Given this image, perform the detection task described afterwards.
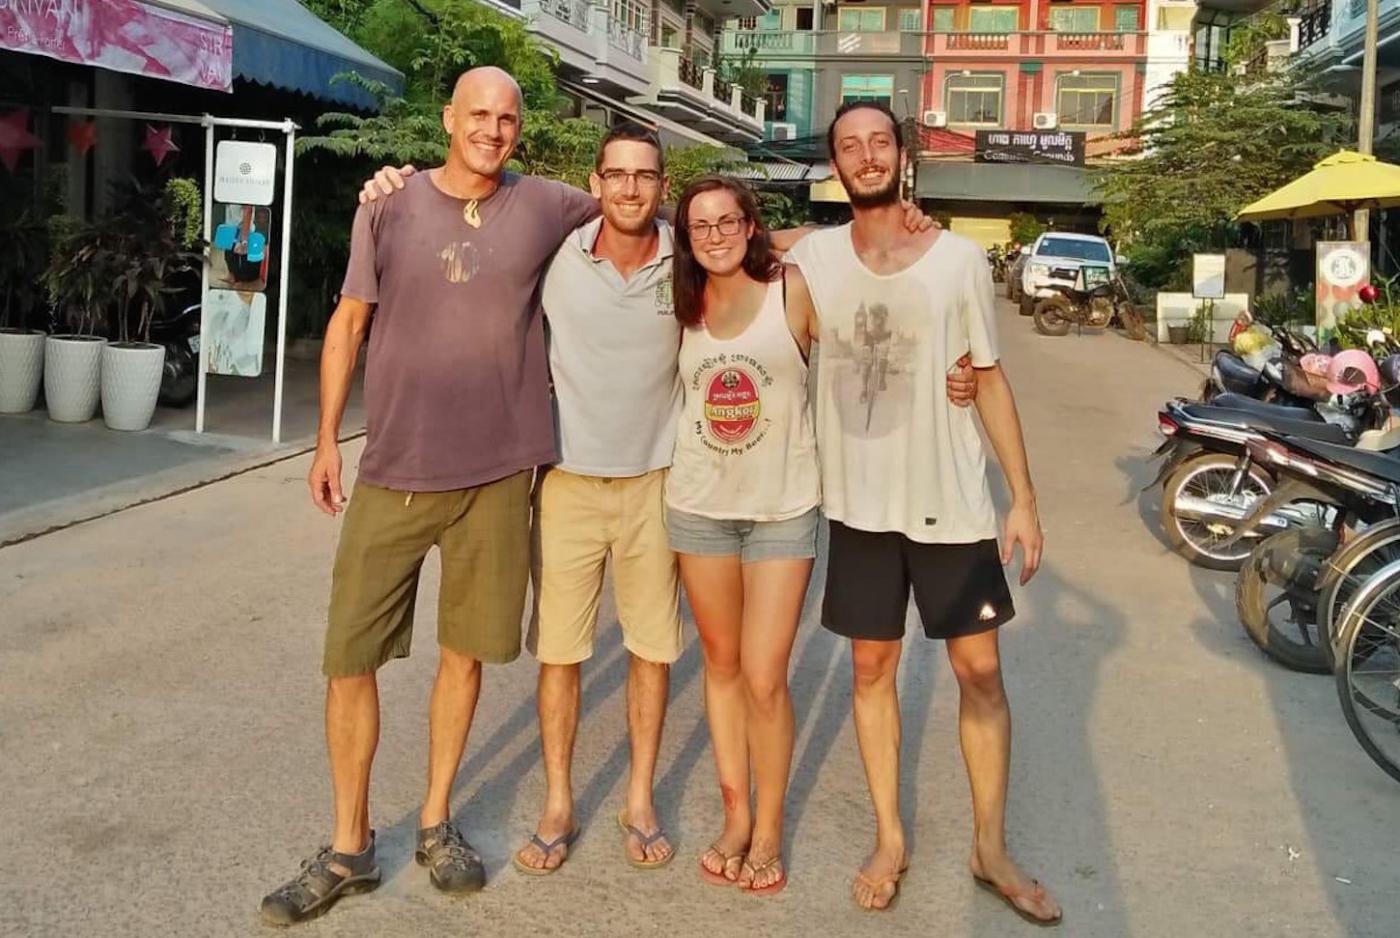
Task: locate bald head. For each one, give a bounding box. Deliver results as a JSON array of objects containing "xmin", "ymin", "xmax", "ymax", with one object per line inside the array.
[
  {"xmin": 453, "ymin": 67, "xmax": 523, "ymax": 111},
  {"xmin": 443, "ymin": 67, "xmax": 524, "ymax": 181}
]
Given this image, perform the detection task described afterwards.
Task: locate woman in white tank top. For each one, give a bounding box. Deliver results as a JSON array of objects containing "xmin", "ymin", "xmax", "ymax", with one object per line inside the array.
[{"xmin": 665, "ymin": 177, "xmax": 821, "ymax": 896}]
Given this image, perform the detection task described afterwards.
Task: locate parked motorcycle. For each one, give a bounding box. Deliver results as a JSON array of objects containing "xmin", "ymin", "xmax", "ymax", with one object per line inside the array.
[
  {"xmin": 151, "ymin": 303, "xmax": 201, "ymax": 408},
  {"xmin": 1201, "ymin": 322, "xmax": 1320, "ymax": 407},
  {"xmin": 1031, "ymin": 266, "xmax": 1146, "ymax": 340},
  {"xmin": 1328, "ymin": 554, "xmax": 1400, "ymax": 784}
]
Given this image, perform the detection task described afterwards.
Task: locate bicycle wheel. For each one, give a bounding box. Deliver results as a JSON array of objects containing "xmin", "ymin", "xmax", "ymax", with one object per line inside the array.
[
  {"xmin": 1316, "ymin": 519, "xmax": 1400, "ymax": 667},
  {"xmin": 1333, "ymin": 559, "xmax": 1400, "ymax": 784}
]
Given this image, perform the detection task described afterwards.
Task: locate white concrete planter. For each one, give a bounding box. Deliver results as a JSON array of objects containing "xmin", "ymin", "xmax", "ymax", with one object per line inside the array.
[
  {"xmin": 44, "ymin": 334, "xmax": 106, "ymax": 423},
  {"xmin": 101, "ymin": 342, "xmax": 166, "ymax": 431},
  {"xmin": 0, "ymin": 328, "xmax": 46, "ymax": 413}
]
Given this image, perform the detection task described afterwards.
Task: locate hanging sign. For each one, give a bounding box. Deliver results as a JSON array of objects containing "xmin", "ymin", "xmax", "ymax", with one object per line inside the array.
[
  {"xmin": 1316, "ymin": 241, "xmax": 1370, "ymax": 337},
  {"xmin": 204, "ymin": 289, "xmax": 267, "ymax": 377},
  {"xmin": 0, "ymin": 0, "xmax": 231, "ymax": 93},
  {"xmin": 1192, "ymin": 254, "xmax": 1226, "ymax": 300},
  {"xmin": 209, "ymin": 204, "xmax": 273, "ymax": 292},
  {"xmin": 214, "ymin": 142, "xmax": 278, "ymax": 206},
  {"xmin": 974, "ymin": 130, "xmax": 1086, "ymax": 167}
]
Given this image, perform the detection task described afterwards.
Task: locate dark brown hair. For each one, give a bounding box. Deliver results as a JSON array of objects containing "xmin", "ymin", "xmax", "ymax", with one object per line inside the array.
[
  {"xmin": 672, "ymin": 176, "xmax": 782, "ymax": 328},
  {"xmin": 595, "ymin": 121, "xmax": 665, "ymax": 174},
  {"xmin": 826, "ymin": 100, "xmax": 904, "ymax": 157}
]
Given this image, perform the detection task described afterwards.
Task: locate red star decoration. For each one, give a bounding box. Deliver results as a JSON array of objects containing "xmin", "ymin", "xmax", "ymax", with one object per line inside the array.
[
  {"xmin": 0, "ymin": 109, "xmax": 42, "ymax": 173},
  {"xmin": 142, "ymin": 124, "xmax": 179, "ymax": 166},
  {"xmin": 66, "ymin": 120, "xmax": 98, "ymax": 157}
]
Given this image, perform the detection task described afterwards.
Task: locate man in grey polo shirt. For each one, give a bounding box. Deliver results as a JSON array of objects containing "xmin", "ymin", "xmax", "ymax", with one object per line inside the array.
[{"xmin": 514, "ymin": 123, "xmax": 684, "ymax": 873}]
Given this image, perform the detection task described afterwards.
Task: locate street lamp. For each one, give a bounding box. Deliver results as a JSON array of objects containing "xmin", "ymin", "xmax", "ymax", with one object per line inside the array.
[{"xmin": 1357, "ymin": 0, "xmax": 1379, "ymax": 240}]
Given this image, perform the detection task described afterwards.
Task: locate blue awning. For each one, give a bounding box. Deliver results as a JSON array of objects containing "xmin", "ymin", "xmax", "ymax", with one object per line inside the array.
[{"xmin": 198, "ymin": 0, "xmax": 404, "ymax": 109}]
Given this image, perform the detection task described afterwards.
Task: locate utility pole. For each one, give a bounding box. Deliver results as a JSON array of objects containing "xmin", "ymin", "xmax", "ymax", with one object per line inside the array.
[{"xmin": 1355, "ymin": 0, "xmax": 1379, "ymax": 240}]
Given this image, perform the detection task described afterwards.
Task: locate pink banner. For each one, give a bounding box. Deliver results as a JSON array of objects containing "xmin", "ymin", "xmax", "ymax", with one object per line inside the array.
[{"xmin": 0, "ymin": 0, "xmax": 232, "ymax": 93}]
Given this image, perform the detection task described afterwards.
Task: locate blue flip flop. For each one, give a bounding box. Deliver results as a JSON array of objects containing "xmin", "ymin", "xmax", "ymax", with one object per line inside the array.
[{"xmin": 512, "ymin": 824, "xmax": 580, "ymax": 876}]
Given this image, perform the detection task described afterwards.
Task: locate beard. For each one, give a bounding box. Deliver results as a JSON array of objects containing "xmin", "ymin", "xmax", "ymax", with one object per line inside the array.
[{"xmin": 838, "ymin": 164, "xmax": 901, "ymax": 209}]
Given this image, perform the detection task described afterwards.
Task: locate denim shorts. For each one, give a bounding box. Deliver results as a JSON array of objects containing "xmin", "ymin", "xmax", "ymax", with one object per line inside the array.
[{"xmin": 665, "ymin": 506, "xmax": 820, "ymax": 564}]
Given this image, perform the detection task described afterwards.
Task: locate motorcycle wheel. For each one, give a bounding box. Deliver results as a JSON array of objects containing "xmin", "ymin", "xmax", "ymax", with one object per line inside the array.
[
  {"xmin": 1333, "ymin": 569, "xmax": 1400, "ymax": 784},
  {"xmin": 1161, "ymin": 452, "xmax": 1273, "ymax": 570},
  {"xmin": 1314, "ymin": 520, "xmax": 1400, "ymax": 669},
  {"xmin": 1033, "ymin": 296, "xmax": 1073, "ymax": 337},
  {"xmin": 1235, "ymin": 528, "xmax": 1335, "ymax": 674}
]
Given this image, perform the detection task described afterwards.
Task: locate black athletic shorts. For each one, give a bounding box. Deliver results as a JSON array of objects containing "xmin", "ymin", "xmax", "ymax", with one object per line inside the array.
[{"xmin": 822, "ymin": 520, "xmax": 1015, "ymax": 642}]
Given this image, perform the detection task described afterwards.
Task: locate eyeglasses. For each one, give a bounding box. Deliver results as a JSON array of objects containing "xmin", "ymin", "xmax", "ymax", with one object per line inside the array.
[
  {"xmin": 599, "ymin": 169, "xmax": 662, "ymax": 188},
  {"xmin": 686, "ymin": 215, "xmax": 745, "ymax": 241}
]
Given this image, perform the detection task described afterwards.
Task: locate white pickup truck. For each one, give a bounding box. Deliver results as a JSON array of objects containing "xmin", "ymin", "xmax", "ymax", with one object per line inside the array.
[{"xmin": 1017, "ymin": 232, "xmax": 1123, "ymax": 317}]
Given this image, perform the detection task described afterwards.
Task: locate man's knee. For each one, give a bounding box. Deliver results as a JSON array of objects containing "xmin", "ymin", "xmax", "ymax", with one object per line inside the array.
[
  {"xmin": 851, "ymin": 641, "xmax": 900, "ymax": 692},
  {"xmin": 950, "ymin": 651, "xmax": 1004, "ymax": 701},
  {"xmin": 437, "ymin": 644, "xmax": 482, "ymax": 679}
]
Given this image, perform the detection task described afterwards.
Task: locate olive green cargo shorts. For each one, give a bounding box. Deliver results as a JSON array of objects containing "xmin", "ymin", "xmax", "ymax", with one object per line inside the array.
[{"xmin": 322, "ymin": 471, "xmax": 532, "ymax": 676}]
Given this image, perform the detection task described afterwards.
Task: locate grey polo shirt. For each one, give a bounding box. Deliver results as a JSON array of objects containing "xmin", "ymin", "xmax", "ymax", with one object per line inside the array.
[{"xmin": 541, "ymin": 218, "xmax": 682, "ymax": 477}]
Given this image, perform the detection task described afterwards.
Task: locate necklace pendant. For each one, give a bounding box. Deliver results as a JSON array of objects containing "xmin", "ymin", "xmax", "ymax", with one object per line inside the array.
[{"xmin": 463, "ymin": 200, "xmax": 482, "ymax": 229}]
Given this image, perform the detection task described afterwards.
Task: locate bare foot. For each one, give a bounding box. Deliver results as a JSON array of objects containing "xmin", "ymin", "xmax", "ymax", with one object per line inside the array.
[
  {"xmin": 852, "ymin": 845, "xmax": 907, "ymax": 911},
  {"xmin": 738, "ymin": 833, "xmax": 785, "ymax": 893},
  {"xmin": 513, "ymin": 812, "xmax": 577, "ymax": 873},
  {"xmin": 699, "ymin": 816, "xmax": 749, "ymax": 883},
  {"xmin": 619, "ymin": 805, "xmax": 673, "ymax": 866},
  {"xmin": 970, "ymin": 846, "xmax": 1061, "ymax": 924}
]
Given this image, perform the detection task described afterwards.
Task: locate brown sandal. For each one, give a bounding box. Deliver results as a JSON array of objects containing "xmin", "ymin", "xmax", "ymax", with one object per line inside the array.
[
  {"xmin": 698, "ymin": 843, "xmax": 744, "ymax": 886},
  {"xmin": 973, "ymin": 875, "xmax": 1063, "ymax": 927}
]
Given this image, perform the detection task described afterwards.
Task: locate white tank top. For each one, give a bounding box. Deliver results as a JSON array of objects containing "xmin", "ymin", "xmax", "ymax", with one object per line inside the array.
[{"xmin": 664, "ymin": 278, "xmax": 821, "ymax": 521}]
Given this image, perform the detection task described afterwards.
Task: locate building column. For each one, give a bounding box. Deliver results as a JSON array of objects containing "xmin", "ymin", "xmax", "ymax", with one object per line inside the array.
[{"xmin": 683, "ymin": 0, "xmax": 696, "ymax": 56}]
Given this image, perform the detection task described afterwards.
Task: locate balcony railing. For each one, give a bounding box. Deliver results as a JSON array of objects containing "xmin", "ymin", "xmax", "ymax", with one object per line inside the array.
[
  {"xmin": 946, "ymin": 32, "xmax": 1010, "ymax": 51},
  {"xmin": 1054, "ymin": 31, "xmax": 1127, "ymax": 51},
  {"xmin": 648, "ymin": 47, "xmax": 765, "ymax": 133},
  {"xmin": 722, "ymin": 30, "xmax": 924, "ymax": 57},
  {"xmin": 606, "ymin": 18, "xmax": 647, "ymax": 58},
  {"xmin": 1297, "ymin": 4, "xmax": 1331, "ymax": 51},
  {"xmin": 679, "ymin": 55, "xmax": 705, "ymax": 90},
  {"xmin": 926, "ymin": 30, "xmax": 1147, "ymax": 57},
  {"xmin": 539, "ymin": 0, "xmax": 590, "ymax": 31}
]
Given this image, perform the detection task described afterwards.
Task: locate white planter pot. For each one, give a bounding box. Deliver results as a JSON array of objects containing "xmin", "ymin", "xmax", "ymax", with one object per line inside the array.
[
  {"xmin": 0, "ymin": 328, "xmax": 45, "ymax": 413},
  {"xmin": 101, "ymin": 342, "xmax": 166, "ymax": 431},
  {"xmin": 44, "ymin": 335, "xmax": 106, "ymax": 423}
]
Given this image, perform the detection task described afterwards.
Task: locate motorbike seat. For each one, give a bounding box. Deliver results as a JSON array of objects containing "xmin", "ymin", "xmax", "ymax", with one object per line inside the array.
[
  {"xmin": 1180, "ymin": 402, "xmax": 1351, "ymax": 444},
  {"xmin": 1209, "ymin": 393, "xmax": 1320, "ymax": 423},
  {"xmin": 1213, "ymin": 353, "xmax": 1265, "ymax": 396},
  {"xmin": 1283, "ymin": 436, "xmax": 1400, "ymax": 486}
]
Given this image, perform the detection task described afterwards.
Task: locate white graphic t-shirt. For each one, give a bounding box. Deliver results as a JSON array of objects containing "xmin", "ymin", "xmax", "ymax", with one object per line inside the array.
[{"xmin": 788, "ymin": 227, "xmax": 999, "ymax": 543}]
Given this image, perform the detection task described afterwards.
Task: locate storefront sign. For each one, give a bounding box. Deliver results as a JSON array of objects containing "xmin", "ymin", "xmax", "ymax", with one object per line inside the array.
[
  {"xmin": 0, "ymin": 0, "xmax": 232, "ymax": 93},
  {"xmin": 1316, "ymin": 241, "xmax": 1370, "ymax": 336},
  {"xmin": 214, "ymin": 142, "xmax": 278, "ymax": 206},
  {"xmin": 1192, "ymin": 254, "xmax": 1226, "ymax": 299},
  {"xmin": 204, "ymin": 289, "xmax": 266, "ymax": 377},
  {"xmin": 974, "ymin": 130, "xmax": 1086, "ymax": 167}
]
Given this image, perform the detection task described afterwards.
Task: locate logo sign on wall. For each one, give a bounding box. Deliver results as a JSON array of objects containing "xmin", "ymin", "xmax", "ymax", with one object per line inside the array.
[
  {"xmin": 213, "ymin": 141, "xmax": 277, "ymax": 206},
  {"xmin": 974, "ymin": 130, "xmax": 1086, "ymax": 167},
  {"xmin": 1316, "ymin": 241, "xmax": 1370, "ymax": 336},
  {"xmin": 204, "ymin": 288, "xmax": 267, "ymax": 377}
]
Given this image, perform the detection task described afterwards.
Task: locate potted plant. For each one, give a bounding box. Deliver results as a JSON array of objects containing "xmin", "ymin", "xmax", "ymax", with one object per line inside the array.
[
  {"xmin": 102, "ymin": 217, "xmax": 200, "ymax": 431},
  {"xmin": 0, "ymin": 210, "xmax": 50, "ymax": 413},
  {"xmin": 42, "ymin": 219, "xmax": 115, "ymax": 422}
]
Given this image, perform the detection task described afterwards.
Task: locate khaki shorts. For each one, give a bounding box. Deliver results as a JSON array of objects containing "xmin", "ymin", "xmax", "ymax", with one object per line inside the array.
[
  {"xmin": 323, "ymin": 472, "xmax": 532, "ymax": 676},
  {"xmin": 527, "ymin": 467, "xmax": 682, "ymax": 665}
]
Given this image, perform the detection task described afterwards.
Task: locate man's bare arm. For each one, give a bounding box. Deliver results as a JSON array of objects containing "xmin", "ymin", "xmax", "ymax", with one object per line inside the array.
[
  {"xmin": 309, "ymin": 296, "xmax": 372, "ymax": 515},
  {"xmin": 972, "ymin": 364, "xmax": 1042, "ymax": 583}
]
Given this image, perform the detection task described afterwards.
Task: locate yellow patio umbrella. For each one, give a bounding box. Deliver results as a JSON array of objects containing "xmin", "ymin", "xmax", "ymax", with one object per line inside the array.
[{"xmin": 1236, "ymin": 150, "xmax": 1400, "ymax": 237}]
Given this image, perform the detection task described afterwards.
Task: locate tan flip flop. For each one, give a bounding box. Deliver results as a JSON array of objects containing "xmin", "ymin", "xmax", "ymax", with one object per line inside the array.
[
  {"xmin": 740, "ymin": 854, "xmax": 787, "ymax": 896},
  {"xmin": 852, "ymin": 865, "xmax": 907, "ymax": 912},
  {"xmin": 511, "ymin": 824, "xmax": 580, "ymax": 877},
  {"xmin": 973, "ymin": 875, "xmax": 1063, "ymax": 927},
  {"xmin": 698, "ymin": 843, "xmax": 745, "ymax": 886},
  {"xmin": 615, "ymin": 810, "xmax": 674, "ymax": 870}
]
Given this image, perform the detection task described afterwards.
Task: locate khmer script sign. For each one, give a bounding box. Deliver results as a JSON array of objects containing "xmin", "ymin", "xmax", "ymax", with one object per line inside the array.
[{"xmin": 974, "ymin": 130, "xmax": 1086, "ymax": 167}]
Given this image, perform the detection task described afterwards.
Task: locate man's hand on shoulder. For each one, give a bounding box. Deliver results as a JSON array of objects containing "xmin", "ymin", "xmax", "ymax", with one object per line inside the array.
[
  {"xmin": 946, "ymin": 354, "xmax": 976, "ymax": 407},
  {"xmin": 901, "ymin": 199, "xmax": 940, "ymax": 234},
  {"xmin": 359, "ymin": 164, "xmax": 417, "ymax": 204}
]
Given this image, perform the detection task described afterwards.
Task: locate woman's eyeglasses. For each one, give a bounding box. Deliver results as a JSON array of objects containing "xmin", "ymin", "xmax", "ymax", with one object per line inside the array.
[{"xmin": 686, "ymin": 215, "xmax": 744, "ymax": 241}]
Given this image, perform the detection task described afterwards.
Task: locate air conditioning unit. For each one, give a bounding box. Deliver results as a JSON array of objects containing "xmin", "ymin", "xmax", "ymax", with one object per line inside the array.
[
  {"xmin": 1033, "ymin": 112, "xmax": 1059, "ymax": 130},
  {"xmin": 923, "ymin": 110, "xmax": 948, "ymax": 128},
  {"xmin": 770, "ymin": 122, "xmax": 798, "ymax": 141}
]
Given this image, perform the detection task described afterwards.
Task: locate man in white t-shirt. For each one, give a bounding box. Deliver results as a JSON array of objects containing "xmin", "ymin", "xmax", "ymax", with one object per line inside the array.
[{"xmin": 788, "ymin": 102, "xmax": 1058, "ymax": 924}]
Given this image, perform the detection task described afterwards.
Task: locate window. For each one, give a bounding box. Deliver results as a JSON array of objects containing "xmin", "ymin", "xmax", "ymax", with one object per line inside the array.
[
  {"xmin": 795, "ymin": 7, "xmax": 814, "ymax": 30},
  {"xmin": 758, "ymin": 9, "xmax": 780, "ymax": 29},
  {"xmin": 945, "ymin": 73, "xmax": 1004, "ymax": 126},
  {"xmin": 1114, "ymin": 5, "xmax": 1140, "ymax": 31},
  {"xmin": 931, "ymin": 6, "xmax": 955, "ymax": 30},
  {"xmin": 968, "ymin": 6, "xmax": 1019, "ymax": 32},
  {"xmin": 838, "ymin": 8, "xmax": 886, "ymax": 31},
  {"xmin": 898, "ymin": 8, "xmax": 922, "ymax": 31},
  {"xmin": 737, "ymin": 17, "xmax": 757, "ymax": 29},
  {"xmin": 841, "ymin": 74, "xmax": 895, "ymax": 105},
  {"xmin": 1049, "ymin": 7, "xmax": 1101, "ymax": 32},
  {"xmin": 1056, "ymin": 73, "xmax": 1118, "ymax": 127},
  {"xmin": 1034, "ymin": 237, "xmax": 1111, "ymax": 262},
  {"xmin": 766, "ymin": 73, "xmax": 789, "ymax": 121},
  {"xmin": 660, "ymin": 23, "xmax": 678, "ymax": 47}
]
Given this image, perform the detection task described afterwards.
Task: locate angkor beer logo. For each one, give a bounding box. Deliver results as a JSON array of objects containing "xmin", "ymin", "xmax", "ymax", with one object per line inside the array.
[{"xmin": 703, "ymin": 368, "xmax": 761, "ymax": 443}]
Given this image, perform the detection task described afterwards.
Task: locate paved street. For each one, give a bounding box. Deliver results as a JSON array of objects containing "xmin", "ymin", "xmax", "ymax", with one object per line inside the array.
[{"xmin": 2, "ymin": 296, "xmax": 1397, "ymax": 938}]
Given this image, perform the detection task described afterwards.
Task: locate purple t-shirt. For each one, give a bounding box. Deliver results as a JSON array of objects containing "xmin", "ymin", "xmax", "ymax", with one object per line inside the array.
[{"xmin": 341, "ymin": 171, "xmax": 598, "ymax": 491}]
